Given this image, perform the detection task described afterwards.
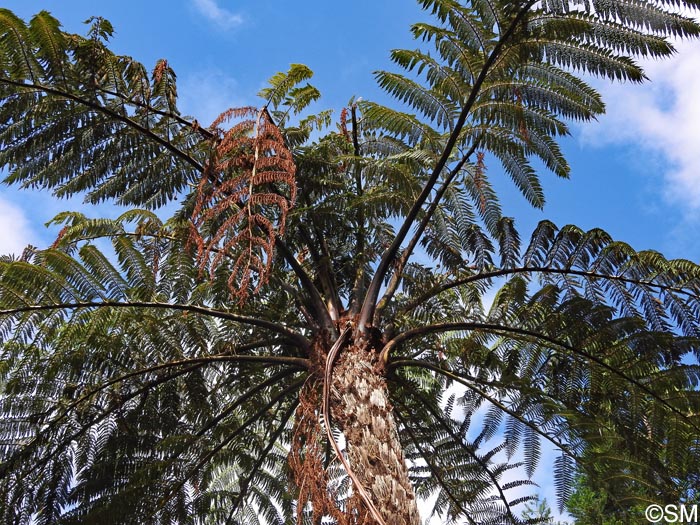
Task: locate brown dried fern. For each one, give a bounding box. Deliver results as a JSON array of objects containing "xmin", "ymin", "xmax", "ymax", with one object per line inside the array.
[
  {"xmin": 289, "ymin": 382, "xmax": 346, "ymax": 525},
  {"xmin": 152, "ymin": 58, "xmax": 168, "ymax": 84},
  {"xmin": 190, "ymin": 106, "xmax": 296, "ymax": 301},
  {"xmin": 339, "ymin": 107, "xmax": 351, "ymax": 142}
]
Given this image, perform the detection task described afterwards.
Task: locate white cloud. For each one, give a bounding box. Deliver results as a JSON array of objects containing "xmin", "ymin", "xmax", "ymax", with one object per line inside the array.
[
  {"xmin": 192, "ymin": 0, "xmax": 243, "ymax": 30},
  {"xmin": 178, "ymin": 69, "xmax": 248, "ymax": 126},
  {"xmin": 0, "ymin": 194, "xmax": 36, "ymax": 257},
  {"xmin": 579, "ymin": 39, "xmax": 700, "ymax": 211}
]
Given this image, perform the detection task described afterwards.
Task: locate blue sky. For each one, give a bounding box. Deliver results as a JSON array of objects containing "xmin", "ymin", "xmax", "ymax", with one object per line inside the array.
[{"xmin": 0, "ymin": 0, "xmax": 698, "ymax": 520}]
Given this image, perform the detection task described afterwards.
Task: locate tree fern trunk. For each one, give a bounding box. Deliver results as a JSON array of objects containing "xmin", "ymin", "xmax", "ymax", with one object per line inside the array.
[{"xmin": 332, "ymin": 344, "xmax": 420, "ymax": 525}]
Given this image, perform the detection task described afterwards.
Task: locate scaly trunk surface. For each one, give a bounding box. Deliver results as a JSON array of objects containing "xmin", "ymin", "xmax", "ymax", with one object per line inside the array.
[
  {"xmin": 330, "ymin": 343, "xmax": 421, "ymax": 525},
  {"xmin": 290, "ymin": 333, "xmax": 420, "ymax": 525}
]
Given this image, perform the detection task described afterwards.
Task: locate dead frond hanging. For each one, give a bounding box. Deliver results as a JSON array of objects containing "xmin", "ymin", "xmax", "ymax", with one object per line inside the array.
[
  {"xmin": 289, "ymin": 382, "xmax": 348, "ymax": 525},
  {"xmin": 339, "ymin": 107, "xmax": 351, "ymax": 143},
  {"xmin": 190, "ymin": 106, "xmax": 296, "ymax": 301}
]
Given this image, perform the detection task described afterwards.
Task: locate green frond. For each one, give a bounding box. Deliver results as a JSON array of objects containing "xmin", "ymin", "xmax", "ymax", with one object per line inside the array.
[
  {"xmin": 257, "ymin": 63, "xmax": 314, "ymax": 109},
  {"xmin": 79, "ymin": 244, "xmax": 131, "ymax": 300},
  {"xmin": 0, "ymin": 16, "xmax": 207, "ymax": 209},
  {"xmin": 470, "ymin": 97, "xmax": 570, "ymax": 140},
  {"xmin": 485, "ymin": 131, "xmax": 546, "ymax": 207},
  {"xmin": 459, "ymin": 160, "xmax": 503, "ymax": 236},
  {"xmin": 554, "ymin": 453, "xmax": 576, "ymax": 511},
  {"xmin": 412, "ymin": 22, "xmax": 483, "ymax": 82},
  {"xmin": 525, "ymin": 130, "xmax": 570, "ymax": 178},
  {"xmin": 390, "ymin": 48, "xmax": 471, "ymax": 103},
  {"xmin": 446, "ymin": 4, "xmax": 491, "ymax": 52},
  {"xmin": 285, "ymin": 84, "xmax": 321, "ymax": 114},
  {"xmin": 0, "ymin": 8, "xmax": 43, "ymax": 81},
  {"xmin": 0, "ymin": 231, "xmax": 307, "ymax": 520},
  {"xmin": 374, "ymin": 70, "xmax": 459, "ymax": 129},
  {"xmin": 471, "ymin": 0, "xmax": 502, "ymax": 33},
  {"xmin": 591, "ymin": 0, "xmax": 700, "ymax": 38},
  {"xmin": 392, "ymin": 376, "xmax": 534, "ymax": 525},
  {"xmin": 536, "ymin": 13, "xmax": 676, "ymax": 58},
  {"xmin": 497, "ymin": 217, "xmax": 521, "ymax": 269},
  {"xmin": 485, "ymin": 76, "xmax": 602, "ymax": 122},
  {"xmin": 360, "ymin": 100, "xmax": 443, "ymax": 148},
  {"xmin": 28, "ymin": 11, "xmax": 69, "ymax": 84},
  {"xmin": 543, "ymin": 40, "xmax": 646, "ymax": 81},
  {"xmin": 518, "ymin": 222, "xmax": 700, "ymax": 338}
]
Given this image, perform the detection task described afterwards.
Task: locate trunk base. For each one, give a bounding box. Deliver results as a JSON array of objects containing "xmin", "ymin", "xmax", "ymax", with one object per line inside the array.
[
  {"xmin": 331, "ymin": 344, "xmax": 420, "ymax": 525},
  {"xmin": 290, "ymin": 335, "xmax": 420, "ymax": 525}
]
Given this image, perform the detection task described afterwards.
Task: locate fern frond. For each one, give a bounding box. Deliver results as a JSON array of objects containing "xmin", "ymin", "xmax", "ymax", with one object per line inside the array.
[{"xmin": 374, "ymin": 71, "xmax": 459, "ymax": 129}]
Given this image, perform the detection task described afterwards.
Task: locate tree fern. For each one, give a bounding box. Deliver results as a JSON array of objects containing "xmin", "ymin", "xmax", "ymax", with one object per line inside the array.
[{"xmin": 1, "ymin": 3, "xmax": 700, "ymax": 525}]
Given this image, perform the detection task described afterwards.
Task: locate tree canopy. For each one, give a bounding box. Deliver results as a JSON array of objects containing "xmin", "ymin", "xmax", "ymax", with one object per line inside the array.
[{"xmin": 0, "ymin": 1, "xmax": 699, "ymax": 524}]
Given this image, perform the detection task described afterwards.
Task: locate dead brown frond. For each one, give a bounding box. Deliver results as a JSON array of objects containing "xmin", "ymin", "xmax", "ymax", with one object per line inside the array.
[
  {"xmin": 339, "ymin": 107, "xmax": 351, "ymax": 142},
  {"xmin": 152, "ymin": 59, "xmax": 168, "ymax": 84},
  {"xmin": 189, "ymin": 106, "xmax": 296, "ymax": 302},
  {"xmin": 289, "ymin": 382, "xmax": 346, "ymax": 525},
  {"xmin": 50, "ymin": 226, "xmax": 69, "ymax": 249}
]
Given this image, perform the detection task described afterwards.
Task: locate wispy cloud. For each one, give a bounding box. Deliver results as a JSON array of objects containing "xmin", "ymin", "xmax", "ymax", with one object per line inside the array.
[
  {"xmin": 579, "ymin": 39, "xmax": 700, "ymax": 211},
  {"xmin": 178, "ymin": 69, "xmax": 248, "ymax": 125},
  {"xmin": 192, "ymin": 0, "xmax": 243, "ymax": 30},
  {"xmin": 0, "ymin": 193, "xmax": 36, "ymax": 257}
]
